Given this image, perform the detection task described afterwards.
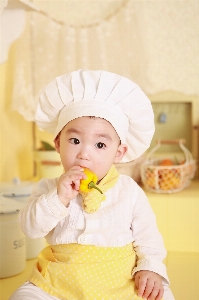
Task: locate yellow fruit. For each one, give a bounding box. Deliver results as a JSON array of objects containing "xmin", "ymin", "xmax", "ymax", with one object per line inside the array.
[{"xmin": 159, "ymin": 171, "xmax": 180, "ymax": 190}]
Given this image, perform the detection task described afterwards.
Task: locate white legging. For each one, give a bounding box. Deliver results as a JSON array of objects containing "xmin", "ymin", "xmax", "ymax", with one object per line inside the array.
[
  {"xmin": 9, "ymin": 281, "xmax": 175, "ymax": 300},
  {"xmin": 9, "ymin": 282, "xmax": 59, "ymax": 300}
]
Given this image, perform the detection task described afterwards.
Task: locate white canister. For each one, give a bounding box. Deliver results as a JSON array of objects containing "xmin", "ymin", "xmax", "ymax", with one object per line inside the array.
[
  {"xmin": 0, "ymin": 195, "xmax": 26, "ymax": 278},
  {"xmin": 26, "ymin": 237, "xmax": 46, "ymax": 260},
  {"xmin": 0, "ymin": 179, "xmax": 46, "ymax": 260}
]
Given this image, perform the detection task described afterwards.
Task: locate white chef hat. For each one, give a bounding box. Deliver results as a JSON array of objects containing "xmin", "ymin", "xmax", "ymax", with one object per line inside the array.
[{"xmin": 35, "ymin": 69, "xmax": 154, "ymax": 162}]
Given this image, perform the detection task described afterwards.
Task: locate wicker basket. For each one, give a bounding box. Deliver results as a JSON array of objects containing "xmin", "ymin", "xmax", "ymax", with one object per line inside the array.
[{"xmin": 141, "ymin": 139, "xmax": 196, "ymax": 193}]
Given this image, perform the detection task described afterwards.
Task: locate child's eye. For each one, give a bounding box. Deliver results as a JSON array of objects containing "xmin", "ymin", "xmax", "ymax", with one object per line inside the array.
[
  {"xmin": 69, "ymin": 138, "xmax": 80, "ymax": 144},
  {"xmin": 95, "ymin": 142, "xmax": 106, "ymax": 149}
]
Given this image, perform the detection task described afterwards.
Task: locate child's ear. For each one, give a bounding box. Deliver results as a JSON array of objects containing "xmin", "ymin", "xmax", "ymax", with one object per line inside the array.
[
  {"xmin": 114, "ymin": 144, "xmax": 128, "ymax": 163},
  {"xmin": 54, "ymin": 134, "xmax": 61, "ymax": 154}
]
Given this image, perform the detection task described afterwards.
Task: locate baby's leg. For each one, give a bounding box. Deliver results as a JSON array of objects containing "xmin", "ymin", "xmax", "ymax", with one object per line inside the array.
[{"xmin": 9, "ymin": 282, "xmax": 59, "ymax": 300}]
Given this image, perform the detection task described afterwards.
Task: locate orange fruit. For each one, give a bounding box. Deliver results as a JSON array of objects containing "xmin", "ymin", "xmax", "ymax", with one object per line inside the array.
[{"xmin": 159, "ymin": 159, "xmax": 173, "ymax": 166}]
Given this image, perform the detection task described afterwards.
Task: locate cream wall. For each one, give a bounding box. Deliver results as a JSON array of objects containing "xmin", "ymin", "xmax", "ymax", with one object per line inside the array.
[{"xmin": 0, "ymin": 43, "xmax": 33, "ymax": 182}]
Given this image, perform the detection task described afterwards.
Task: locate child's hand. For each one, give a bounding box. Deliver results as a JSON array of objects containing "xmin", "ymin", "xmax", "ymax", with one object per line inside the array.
[
  {"xmin": 135, "ymin": 270, "xmax": 164, "ymax": 300},
  {"xmin": 57, "ymin": 166, "xmax": 86, "ymax": 207}
]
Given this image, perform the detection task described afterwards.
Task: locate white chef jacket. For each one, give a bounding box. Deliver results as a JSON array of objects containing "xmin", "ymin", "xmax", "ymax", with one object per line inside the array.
[{"xmin": 19, "ymin": 174, "xmax": 169, "ymax": 285}]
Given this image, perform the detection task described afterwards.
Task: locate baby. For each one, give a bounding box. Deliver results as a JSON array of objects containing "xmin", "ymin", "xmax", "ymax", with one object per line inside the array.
[{"xmin": 10, "ymin": 70, "xmax": 175, "ymax": 300}]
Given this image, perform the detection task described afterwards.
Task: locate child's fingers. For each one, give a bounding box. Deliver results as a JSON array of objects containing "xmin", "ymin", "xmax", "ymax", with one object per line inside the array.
[
  {"xmin": 59, "ymin": 169, "xmax": 87, "ymax": 192},
  {"xmin": 140, "ymin": 278, "xmax": 154, "ymax": 299},
  {"xmin": 57, "ymin": 167, "xmax": 87, "ymax": 206},
  {"xmin": 60, "ymin": 169, "xmax": 86, "ymax": 183},
  {"xmin": 135, "ymin": 276, "xmax": 148, "ymax": 298},
  {"xmin": 154, "ymin": 286, "xmax": 164, "ymax": 300},
  {"xmin": 135, "ymin": 271, "xmax": 163, "ymax": 300},
  {"xmin": 62, "ymin": 175, "xmax": 83, "ymax": 188},
  {"xmin": 147, "ymin": 281, "xmax": 162, "ymax": 300},
  {"xmin": 72, "ymin": 179, "xmax": 81, "ymax": 191}
]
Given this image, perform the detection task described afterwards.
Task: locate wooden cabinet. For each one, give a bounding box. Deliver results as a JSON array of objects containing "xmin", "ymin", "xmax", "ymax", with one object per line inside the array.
[{"xmin": 149, "ymin": 91, "xmax": 199, "ymax": 177}]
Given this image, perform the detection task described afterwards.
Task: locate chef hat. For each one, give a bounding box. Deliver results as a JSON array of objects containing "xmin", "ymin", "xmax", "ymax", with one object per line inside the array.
[{"xmin": 35, "ymin": 69, "xmax": 154, "ymax": 162}]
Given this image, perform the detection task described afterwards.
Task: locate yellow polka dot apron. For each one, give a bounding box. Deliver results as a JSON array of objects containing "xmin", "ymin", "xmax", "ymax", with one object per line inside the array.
[
  {"xmin": 29, "ymin": 166, "xmax": 163, "ymax": 299},
  {"xmin": 29, "ymin": 243, "xmax": 145, "ymax": 300}
]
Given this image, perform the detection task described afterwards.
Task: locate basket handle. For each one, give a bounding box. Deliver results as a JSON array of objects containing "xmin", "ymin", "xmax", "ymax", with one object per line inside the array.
[
  {"xmin": 157, "ymin": 139, "xmax": 186, "ymax": 145},
  {"xmin": 145, "ymin": 139, "xmax": 193, "ymax": 163}
]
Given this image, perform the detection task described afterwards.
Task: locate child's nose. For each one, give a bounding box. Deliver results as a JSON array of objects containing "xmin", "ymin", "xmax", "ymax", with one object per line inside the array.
[{"xmin": 77, "ymin": 148, "xmax": 89, "ymax": 160}]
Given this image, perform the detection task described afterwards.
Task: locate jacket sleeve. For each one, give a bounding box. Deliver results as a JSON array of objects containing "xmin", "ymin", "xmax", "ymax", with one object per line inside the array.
[
  {"xmin": 131, "ymin": 185, "xmax": 170, "ymax": 285},
  {"xmin": 19, "ymin": 178, "xmax": 70, "ymax": 239}
]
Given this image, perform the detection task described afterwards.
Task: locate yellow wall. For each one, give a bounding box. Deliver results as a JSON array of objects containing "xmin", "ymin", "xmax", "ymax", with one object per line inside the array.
[{"xmin": 0, "ymin": 44, "xmax": 33, "ymax": 182}]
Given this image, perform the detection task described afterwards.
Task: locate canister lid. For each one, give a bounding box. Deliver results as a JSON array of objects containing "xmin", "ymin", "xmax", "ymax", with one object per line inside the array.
[
  {"xmin": 0, "ymin": 194, "xmax": 25, "ymax": 214},
  {"xmin": 0, "ymin": 178, "xmax": 35, "ymax": 197}
]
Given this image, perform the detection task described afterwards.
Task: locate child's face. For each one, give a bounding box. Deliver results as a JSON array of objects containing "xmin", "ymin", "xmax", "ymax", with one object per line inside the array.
[{"xmin": 54, "ymin": 117, "xmax": 128, "ymax": 180}]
